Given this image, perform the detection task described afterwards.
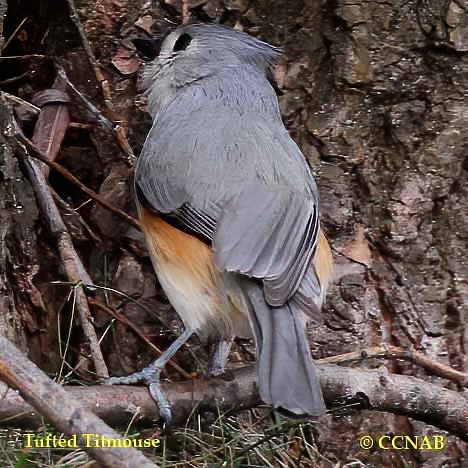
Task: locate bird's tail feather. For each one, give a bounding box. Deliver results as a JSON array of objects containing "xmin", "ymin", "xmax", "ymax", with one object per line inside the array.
[{"xmin": 243, "ymin": 282, "xmax": 325, "ymax": 417}]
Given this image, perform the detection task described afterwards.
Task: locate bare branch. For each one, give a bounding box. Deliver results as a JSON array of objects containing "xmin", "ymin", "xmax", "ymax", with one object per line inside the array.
[
  {"xmin": 2, "ymin": 354, "xmax": 468, "ymax": 442},
  {"xmin": 14, "ymin": 126, "xmax": 109, "ymax": 379},
  {"xmin": 317, "ymin": 345, "xmax": 468, "ymax": 387},
  {"xmin": 0, "ymin": 337, "xmax": 157, "ymax": 468},
  {"xmin": 319, "ymin": 364, "xmax": 468, "ymax": 441}
]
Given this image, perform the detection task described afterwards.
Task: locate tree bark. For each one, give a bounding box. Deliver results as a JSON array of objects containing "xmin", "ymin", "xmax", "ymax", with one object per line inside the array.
[{"xmin": 0, "ymin": 0, "xmax": 467, "ymax": 466}]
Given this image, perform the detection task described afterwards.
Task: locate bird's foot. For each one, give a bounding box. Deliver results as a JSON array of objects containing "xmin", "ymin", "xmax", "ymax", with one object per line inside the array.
[
  {"xmin": 108, "ymin": 361, "xmax": 172, "ymax": 425},
  {"xmin": 209, "ymin": 338, "xmax": 233, "ymax": 377},
  {"xmin": 108, "ymin": 328, "xmax": 194, "ymax": 427}
]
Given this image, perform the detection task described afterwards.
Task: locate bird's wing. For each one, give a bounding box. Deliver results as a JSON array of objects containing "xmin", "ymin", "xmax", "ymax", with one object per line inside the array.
[
  {"xmin": 213, "ymin": 184, "xmax": 319, "ymax": 306},
  {"xmin": 135, "ymin": 95, "xmax": 320, "ymax": 306}
]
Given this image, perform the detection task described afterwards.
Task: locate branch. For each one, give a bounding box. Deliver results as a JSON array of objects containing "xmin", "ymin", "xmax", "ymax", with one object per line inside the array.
[
  {"xmin": 15, "ymin": 83, "xmax": 109, "ymax": 380},
  {"xmin": 319, "ymin": 364, "xmax": 468, "ymax": 441},
  {"xmin": 0, "ymin": 337, "xmax": 157, "ymax": 468},
  {"xmin": 317, "ymin": 345, "xmax": 468, "ymax": 387},
  {"xmin": 2, "ymin": 350, "xmax": 468, "ymax": 442},
  {"xmin": 14, "ymin": 129, "xmax": 140, "ymax": 231},
  {"xmin": 14, "ymin": 124, "xmax": 109, "ymax": 379}
]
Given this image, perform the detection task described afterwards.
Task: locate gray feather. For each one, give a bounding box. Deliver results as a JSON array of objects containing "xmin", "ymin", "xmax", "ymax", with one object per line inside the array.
[
  {"xmin": 136, "ymin": 24, "xmax": 317, "ymax": 220},
  {"xmin": 292, "ymin": 266, "xmax": 324, "ymax": 320},
  {"xmin": 213, "ymin": 184, "xmax": 319, "ymax": 306},
  {"xmin": 135, "ymin": 23, "xmax": 327, "ymax": 418},
  {"xmin": 243, "ymin": 281, "xmax": 325, "ymax": 417},
  {"xmin": 141, "ymin": 23, "xmax": 281, "ymax": 117}
]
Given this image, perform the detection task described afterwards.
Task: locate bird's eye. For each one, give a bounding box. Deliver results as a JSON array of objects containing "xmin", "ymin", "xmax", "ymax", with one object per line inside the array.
[{"xmin": 173, "ymin": 33, "xmax": 192, "ymax": 52}]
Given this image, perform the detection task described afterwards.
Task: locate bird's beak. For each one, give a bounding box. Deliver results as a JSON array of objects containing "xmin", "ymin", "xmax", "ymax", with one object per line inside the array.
[{"xmin": 131, "ymin": 38, "xmax": 163, "ymax": 61}]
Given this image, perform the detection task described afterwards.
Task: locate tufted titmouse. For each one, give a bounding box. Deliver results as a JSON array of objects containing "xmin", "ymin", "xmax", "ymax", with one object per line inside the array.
[{"xmin": 110, "ymin": 23, "xmax": 333, "ymax": 420}]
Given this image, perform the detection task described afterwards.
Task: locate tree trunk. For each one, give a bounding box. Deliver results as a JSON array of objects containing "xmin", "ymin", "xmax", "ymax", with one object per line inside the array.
[{"xmin": 0, "ymin": 0, "xmax": 467, "ymax": 466}]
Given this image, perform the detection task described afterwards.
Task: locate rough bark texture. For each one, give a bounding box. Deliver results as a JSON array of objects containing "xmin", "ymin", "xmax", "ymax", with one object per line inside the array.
[
  {"xmin": 0, "ymin": 99, "xmax": 43, "ymax": 353},
  {"xmin": 0, "ymin": 0, "xmax": 467, "ymax": 466}
]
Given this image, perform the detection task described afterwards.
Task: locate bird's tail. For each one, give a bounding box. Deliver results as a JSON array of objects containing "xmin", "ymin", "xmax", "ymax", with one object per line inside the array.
[{"xmin": 243, "ymin": 282, "xmax": 325, "ymax": 418}]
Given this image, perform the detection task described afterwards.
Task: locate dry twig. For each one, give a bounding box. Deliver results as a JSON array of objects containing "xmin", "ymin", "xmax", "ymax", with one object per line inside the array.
[
  {"xmin": 88, "ymin": 297, "xmax": 191, "ymax": 379},
  {"xmin": 317, "ymin": 345, "xmax": 468, "ymax": 387},
  {"xmin": 2, "ymin": 355, "xmax": 468, "ymax": 442},
  {"xmin": 0, "ymin": 337, "xmax": 157, "ymax": 468},
  {"xmin": 2, "ymin": 16, "xmax": 27, "ymax": 52},
  {"xmin": 56, "ymin": 66, "xmax": 136, "ymax": 166},
  {"xmin": 13, "ymin": 119, "xmax": 109, "ymax": 379},
  {"xmin": 65, "ymin": 0, "xmax": 112, "ymax": 105},
  {"xmin": 14, "ymin": 129, "xmax": 140, "ymax": 230}
]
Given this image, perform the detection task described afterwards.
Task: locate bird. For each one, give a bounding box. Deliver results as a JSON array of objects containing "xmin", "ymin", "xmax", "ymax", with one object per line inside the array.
[{"xmin": 109, "ymin": 22, "xmax": 333, "ymax": 422}]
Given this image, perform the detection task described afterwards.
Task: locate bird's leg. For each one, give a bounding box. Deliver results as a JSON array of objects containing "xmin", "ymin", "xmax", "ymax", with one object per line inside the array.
[
  {"xmin": 108, "ymin": 328, "xmax": 194, "ymax": 424},
  {"xmin": 209, "ymin": 337, "xmax": 233, "ymax": 377}
]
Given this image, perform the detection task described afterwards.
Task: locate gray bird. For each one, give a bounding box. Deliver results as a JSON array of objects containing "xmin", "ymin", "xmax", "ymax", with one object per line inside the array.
[{"xmin": 110, "ymin": 22, "xmax": 333, "ymax": 421}]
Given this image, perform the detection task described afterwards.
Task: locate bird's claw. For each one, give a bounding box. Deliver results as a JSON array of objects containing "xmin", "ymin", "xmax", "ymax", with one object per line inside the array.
[{"xmin": 107, "ymin": 368, "xmax": 172, "ymax": 425}]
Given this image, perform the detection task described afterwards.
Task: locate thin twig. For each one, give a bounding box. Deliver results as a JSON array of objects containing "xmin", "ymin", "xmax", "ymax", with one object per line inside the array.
[
  {"xmin": 317, "ymin": 344, "xmax": 468, "ymax": 387},
  {"xmin": 14, "ymin": 125, "xmax": 109, "ymax": 379},
  {"xmin": 57, "ymin": 286, "xmax": 77, "ymax": 382},
  {"xmin": 56, "ymin": 65, "xmax": 136, "ymax": 166},
  {"xmin": 14, "ymin": 128, "xmax": 140, "ymax": 231},
  {"xmin": 0, "ymin": 54, "xmax": 45, "ymax": 60},
  {"xmin": 88, "ymin": 297, "xmax": 192, "ymax": 379},
  {"xmin": 53, "ymin": 281, "xmax": 166, "ymax": 325},
  {"xmin": 51, "ymin": 188, "xmax": 102, "ymax": 245},
  {"xmin": 0, "ymin": 71, "xmax": 29, "ymax": 85},
  {"xmin": 2, "ymin": 16, "xmax": 27, "ymax": 52},
  {"xmin": 65, "ymin": 0, "xmax": 112, "ymax": 104}
]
